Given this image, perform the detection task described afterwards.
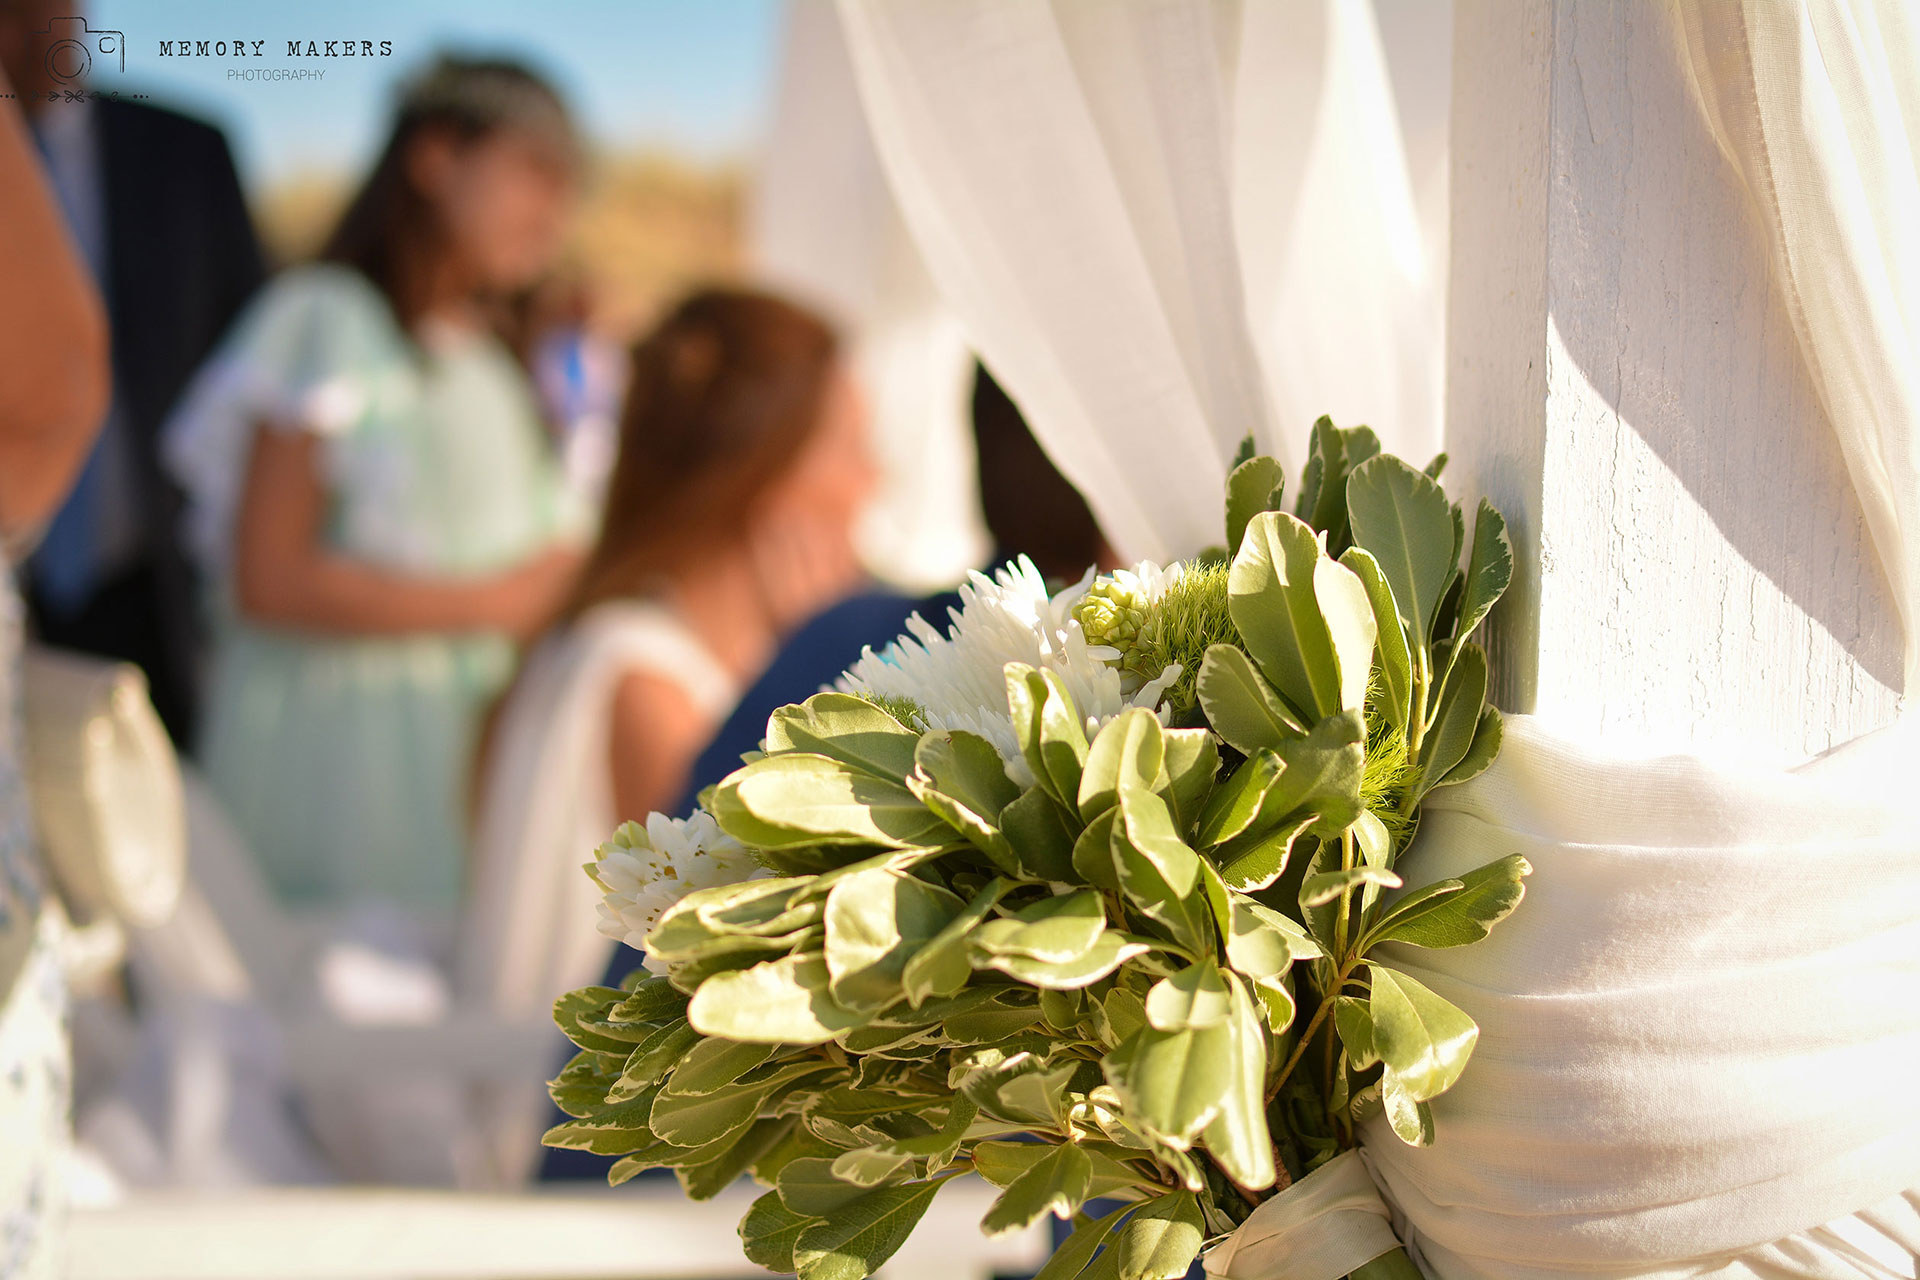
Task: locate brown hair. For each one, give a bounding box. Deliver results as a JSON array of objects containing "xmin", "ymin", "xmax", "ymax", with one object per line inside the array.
[
  {"xmin": 561, "ymin": 287, "xmax": 841, "ymax": 619},
  {"xmin": 320, "ymin": 54, "xmax": 578, "ymax": 332}
]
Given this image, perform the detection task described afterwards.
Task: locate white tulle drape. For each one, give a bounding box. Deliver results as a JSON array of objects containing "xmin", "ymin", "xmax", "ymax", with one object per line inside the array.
[
  {"xmin": 837, "ymin": 0, "xmax": 1920, "ymax": 1275},
  {"xmin": 750, "ymin": 2, "xmax": 988, "ymax": 592}
]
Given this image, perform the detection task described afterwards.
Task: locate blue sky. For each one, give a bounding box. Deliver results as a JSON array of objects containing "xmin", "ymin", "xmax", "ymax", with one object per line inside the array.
[{"xmin": 86, "ymin": 0, "xmax": 784, "ymax": 187}]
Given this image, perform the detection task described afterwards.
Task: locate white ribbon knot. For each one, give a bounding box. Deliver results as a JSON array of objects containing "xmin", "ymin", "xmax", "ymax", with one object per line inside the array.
[{"xmin": 1204, "ymin": 1150, "xmax": 1403, "ymax": 1280}]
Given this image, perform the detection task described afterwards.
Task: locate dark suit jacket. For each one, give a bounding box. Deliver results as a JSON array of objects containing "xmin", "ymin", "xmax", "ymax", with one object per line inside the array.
[{"xmin": 28, "ymin": 99, "xmax": 265, "ymax": 746}]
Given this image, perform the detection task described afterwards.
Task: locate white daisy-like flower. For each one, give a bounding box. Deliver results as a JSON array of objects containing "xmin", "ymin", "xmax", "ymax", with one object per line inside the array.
[
  {"xmin": 588, "ymin": 812, "xmax": 760, "ymax": 973},
  {"xmin": 837, "ymin": 556, "xmax": 1181, "ymax": 782}
]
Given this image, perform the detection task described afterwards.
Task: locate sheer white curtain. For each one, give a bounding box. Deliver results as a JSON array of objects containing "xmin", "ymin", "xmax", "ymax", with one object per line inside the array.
[
  {"xmin": 836, "ymin": 0, "xmax": 1443, "ymax": 563},
  {"xmin": 1676, "ymin": 1, "xmax": 1920, "ymax": 697},
  {"xmin": 751, "ymin": 2, "xmax": 987, "ymax": 591},
  {"xmin": 838, "ymin": 0, "xmax": 1920, "ymax": 1275}
]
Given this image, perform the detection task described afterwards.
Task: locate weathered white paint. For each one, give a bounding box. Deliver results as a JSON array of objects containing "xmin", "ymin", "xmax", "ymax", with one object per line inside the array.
[{"xmin": 1446, "ymin": 0, "xmax": 1903, "ymax": 761}]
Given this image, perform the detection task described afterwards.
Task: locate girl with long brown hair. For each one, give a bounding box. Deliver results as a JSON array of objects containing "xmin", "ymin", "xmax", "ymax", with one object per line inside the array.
[
  {"xmin": 459, "ymin": 286, "xmax": 873, "ymax": 1184},
  {"xmin": 162, "ymin": 56, "xmax": 587, "ymax": 914}
]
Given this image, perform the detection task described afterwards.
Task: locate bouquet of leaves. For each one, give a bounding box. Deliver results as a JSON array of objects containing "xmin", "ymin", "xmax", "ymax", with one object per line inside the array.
[{"xmin": 547, "ymin": 421, "xmax": 1527, "ymax": 1280}]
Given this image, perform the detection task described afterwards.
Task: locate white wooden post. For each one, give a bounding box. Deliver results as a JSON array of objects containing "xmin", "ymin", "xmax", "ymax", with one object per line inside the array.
[{"xmin": 1445, "ymin": 0, "xmax": 1904, "ymax": 758}]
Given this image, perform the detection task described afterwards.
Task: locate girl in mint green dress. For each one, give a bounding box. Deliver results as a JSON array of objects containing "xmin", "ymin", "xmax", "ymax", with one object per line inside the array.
[{"xmin": 164, "ymin": 58, "xmax": 588, "ymax": 913}]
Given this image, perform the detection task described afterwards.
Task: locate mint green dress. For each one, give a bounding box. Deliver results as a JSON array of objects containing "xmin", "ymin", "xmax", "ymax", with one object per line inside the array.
[{"xmin": 164, "ymin": 265, "xmax": 585, "ymax": 911}]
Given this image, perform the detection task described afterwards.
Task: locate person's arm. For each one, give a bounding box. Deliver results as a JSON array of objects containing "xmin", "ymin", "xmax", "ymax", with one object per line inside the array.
[
  {"xmin": 231, "ymin": 426, "xmax": 579, "ymax": 637},
  {"xmin": 608, "ymin": 669, "xmax": 711, "ymax": 821},
  {"xmin": 0, "ymin": 75, "xmax": 110, "ymax": 538}
]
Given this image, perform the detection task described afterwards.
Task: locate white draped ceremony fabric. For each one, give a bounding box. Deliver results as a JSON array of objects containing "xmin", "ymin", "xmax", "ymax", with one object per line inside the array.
[
  {"xmin": 751, "ymin": 2, "xmax": 988, "ymax": 591},
  {"xmin": 835, "ymin": 0, "xmax": 1443, "ymax": 564},
  {"xmin": 838, "ymin": 0, "xmax": 1920, "ymax": 1277},
  {"xmin": 1675, "ymin": 1, "xmax": 1920, "ymax": 694}
]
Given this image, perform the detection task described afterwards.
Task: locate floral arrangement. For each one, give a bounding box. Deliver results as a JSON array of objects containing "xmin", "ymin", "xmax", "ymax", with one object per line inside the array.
[{"xmin": 550, "ymin": 421, "xmax": 1525, "ymax": 1280}]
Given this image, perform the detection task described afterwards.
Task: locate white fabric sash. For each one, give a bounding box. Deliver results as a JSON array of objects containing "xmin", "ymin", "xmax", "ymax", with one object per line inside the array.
[
  {"xmin": 1360, "ymin": 713, "xmax": 1920, "ymax": 1278},
  {"xmin": 1204, "ymin": 1151, "xmax": 1401, "ymax": 1280}
]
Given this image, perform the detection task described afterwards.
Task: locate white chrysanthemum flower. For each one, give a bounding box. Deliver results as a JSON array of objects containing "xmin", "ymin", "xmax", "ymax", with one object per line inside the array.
[
  {"xmin": 588, "ymin": 812, "xmax": 759, "ymax": 974},
  {"xmin": 837, "ymin": 556, "xmax": 1181, "ymax": 782}
]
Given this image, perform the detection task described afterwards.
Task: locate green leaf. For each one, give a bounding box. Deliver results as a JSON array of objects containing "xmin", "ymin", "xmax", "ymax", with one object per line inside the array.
[
  {"xmin": 1424, "ymin": 451, "xmax": 1448, "ymax": 480},
  {"xmin": 1229, "ymin": 512, "xmax": 1352, "ymax": 722},
  {"xmin": 548, "ymin": 1050, "xmax": 619, "ymax": 1119},
  {"xmin": 1157, "ymin": 729, "xmax": 1218, "ymax": 830},
  {"xmin": 1040, "ymin": 986, "xmax": 1083, "ymax": 1030},
  {"xmin": 1340, "ymin": 546, "xmax": 1414, "ymax": 730},
  {"xmin": 779, "ymin": 1155, "xmax": 871, "ymax": 1216},
  {"xmin": 1317, "ymin": 554, "xmax": 1378, "ymax": 715},
  {"xmin": 959, "ymin": 1054, "xmax": 1076, "ymax": 1127},
  {"xmin": 1333, "ymin": 994, "xmax": 1379, "ymax": 1070},
  {"xmin": 1251, "ymin": 973, "xmax": 1297, "ymax": 1034},
  {"xmin": 660, "ymin": 1036, "xmax": 774, "ymax": 1098},
  {"xmin": 767, "ymin": 692, "xmax": 923, "ymax": 780},
  {"xmin": 609, "ymin": 1021, "xmax": 701, "ymax": 1100},
  {"xmin": 1226, "ymin": 454, "xmax": 1288, "ymax": 556},
  {"xmin": 1415, "ymin": 643, "xmax": 1488, "ymax": 796},
  {"xmin": 824, "ymin": 867, "xmax": 965, "ymax": 1009},
  {"xmin": 1098, "ymin": 988, "xmax": 1149, "ymax": 1047},
  {"xmin": 1079, "ymin": 709, "xmax": 1165, "ymax": 823},
  {"xmin": 1071, "ymin": 807, "xmax": 1120, "ymax": 890},
  {"xmin": 687, "ymin": 953, "xmax": 864, "ymax": 1045},
  {"xmin": 1000, "ymin": 785, "xmax": 1081, "ymax": 882},
  {"xmin": 910, "ymin": 730, "xmax": 1022, "ymax": 869},
  {"xmin": 1112, "ymin": 788, "xmax": 1206, "ymax": 949},
  {"xmin": 649, "ymin": 1061, "xmax": 825, "ymax": 1148},
  {"xmin": 1032, "ymin": 1203, "xmax": 1134, "ymax": 1280},
  {"xmin": 723, "ymin": 753, "xmax": 953, "ymax": 848},
  {"xmin": 1199, "ymin": 975, "xmax": 1276, "ymax": 1190},
  {"xmin": 1115, "ymin": 786, "xmax": 1198, "ymax": 899},
  {"xmin": 973, "ymin": 1142, "xmax": 1145, "ymax": 1198},
  {"xmin": 541, "ymin": 1087, "xmax": 663, "ymax": 1156},
  {"xmin": 976, "ymin": 931, "xmax": 1152, "ymax": 990},
  {"xmin": 1144, "ymin": 960, "xmax": 1231, "ymax": 1032},
  {"xmin": 1382, "ymin": 1070, "xmax": 1435, "ymax": 1146},
  {"xmin": 1453, "ymin": 500, "xmax": 1512, "ymax": 646},
  {"xmin": 1367, "ymin": 964, "xmax": 1479, "ymax": 1102},
  {"xmin": 1366, "ymin": 853, "xmax": 1530, "ymax": 950},
  {"xmin": 1224, "ymin": 893, "xmax": 1321, "ymax": 979},
  {"xmin": 740, "ymin": 1189, "xmax": 816, "ymax": 1273},
  {"xmin": 901, "ymin": 876, "xmax": 1011, "ymax": 1006},
  {"xmin": 1114, "ymin": 1191, "xmax": 1205, "ymax": 1280},
  {"xmin": 980, "ymin": 1142, "xmax": 1093, "ymax": 1236},
  {"xmin": 1295, "ymin": 417, "xmax": 1380, "ymax": 549},
  {"xmin": 1196, "ymin": 644, "xmax": 1307, "ymax": 756},
  {"xmin": 942, "ymin": 994, "xmax": 1046, "ymax": 1044},
  {"xmin": 1196, "ymin": 750, "xmax": 1283, "ymax": 847},
  {"xmin": 1007, "ymin": 665, "xmax": 1090, "ymax": 808},
  {"xmin": 1210, "ymin": 816, "xmax": 1313, "ymax": 893},
  {"xmin": 1104, "ymin": 1022, "xmax": 1233, "ymax": 1146},
  {"xmin": 971, "ymin": 890, "xmax": 1105, "ymax": 962},
  {"xmin": 677, "ymin": 1115, "xmax": 794, "ymax": 1200},
  {"xmin": 831, "ymin": 1097, "xmax": 977, "ymax": 1187},
  {"xmin": 607, "ymin": 976, "xmax": 690, "ymax": 1025},
  {"xmin": 1258, "ymin": 710, "xmax": 1367, "ymax": 838},
  {"xmin": 1346, "ymin": 455, "xmax": 1457, "ymax": 646},
  {"xmin": 1433, "ymin": 705, "xmax": 1502, "ymax": 790},
  {"xmin": 552, "ymin": 988, "xmax": 643, "ymax": 1056},
  {"xmin": 1299, "ymin": 866, "xmax": 1403, "ymax": 909}
]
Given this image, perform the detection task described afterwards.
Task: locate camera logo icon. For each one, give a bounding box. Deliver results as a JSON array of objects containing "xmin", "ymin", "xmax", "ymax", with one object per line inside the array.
[{"xmin": 33, "ymin": 16, "xmax": 124, "ymax": 87}]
